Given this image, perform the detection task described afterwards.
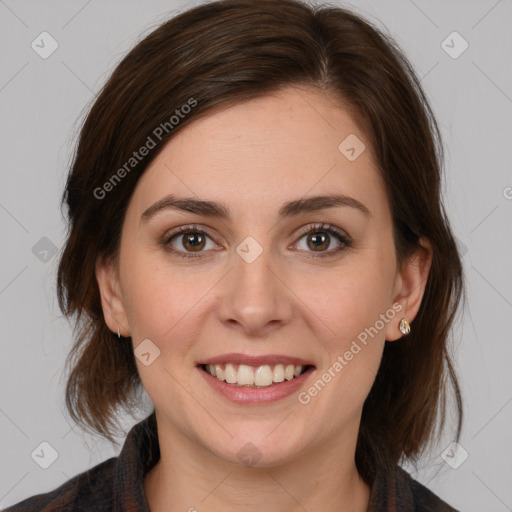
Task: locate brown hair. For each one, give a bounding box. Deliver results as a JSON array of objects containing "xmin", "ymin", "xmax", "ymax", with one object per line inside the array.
[{"xmin": 57, "ymin": 0, "xmax": 464, "ymax": 484}]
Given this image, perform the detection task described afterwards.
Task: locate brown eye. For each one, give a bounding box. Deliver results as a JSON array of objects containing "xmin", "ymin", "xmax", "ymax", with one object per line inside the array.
[
  {"xmin": 294, "ymin": 223, "xmax": 352, "ymax": 258},
  {"xmin": 306, "ymin": 231, "xmax": 330, "ymax": 251},
  {"xmin": 181, "ymin": 232, "xmax": 206, "ymax": 251},
  {"xmin": 163, "ymin": 226, "xmax": 217, "ymax": 258}
]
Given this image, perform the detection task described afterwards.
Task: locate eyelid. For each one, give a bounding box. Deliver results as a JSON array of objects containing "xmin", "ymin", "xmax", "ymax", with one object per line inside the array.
[
  {"xmin": 163, "ymin": 223, "xmax": 350, "ymax": 243},
  {"xmin": 293, "ymin": 222, "xmax": 350, "ymax": 242}
]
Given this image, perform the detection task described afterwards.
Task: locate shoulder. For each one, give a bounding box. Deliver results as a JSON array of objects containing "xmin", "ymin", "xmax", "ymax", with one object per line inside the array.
[
  {"xmin": 368, "ymin": 463, "xmax": 460, "ymax": 511},
  {"xmin": 396, "ymin": 465, "xmax": 460, "ymax": 512},
  {"xmin": 3, "ymin": 412, "xmax": 158, "ymax": 512},
  {"xmin": 2, "ymin": 456, "xmax": 117, "ymax": 512}
]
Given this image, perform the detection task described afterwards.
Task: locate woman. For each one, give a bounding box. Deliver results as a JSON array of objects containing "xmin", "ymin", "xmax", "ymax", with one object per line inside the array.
[{"xmin": 4, "ymin": 0, "xmax": 464, "ymax": 510}]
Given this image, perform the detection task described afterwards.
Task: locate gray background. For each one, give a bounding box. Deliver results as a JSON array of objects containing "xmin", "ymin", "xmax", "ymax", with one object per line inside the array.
[{"xmin": 0, "ymin": 0, "xmax": 511, "ymax": 510}]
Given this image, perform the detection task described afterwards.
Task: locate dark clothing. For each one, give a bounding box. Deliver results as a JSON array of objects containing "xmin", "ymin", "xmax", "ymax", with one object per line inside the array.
[{"xmin": 3, "ymin": 412, "xmax": 459, "ymax": 511}]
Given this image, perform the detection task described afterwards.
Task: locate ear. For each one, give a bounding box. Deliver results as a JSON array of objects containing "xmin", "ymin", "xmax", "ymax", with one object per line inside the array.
[
  {"xmin": 385, "ymin": 237, "xmax": 433, "ymax": 341},
  {"xmin": 95, "ymin": 254, "xmax": 130, "ymax": 337}
]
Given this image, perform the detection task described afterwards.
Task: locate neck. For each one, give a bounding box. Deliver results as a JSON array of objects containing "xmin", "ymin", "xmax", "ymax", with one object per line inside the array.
[{"xmin": 144, "ymin": 413, "xmax": 371, "ymax": 512}]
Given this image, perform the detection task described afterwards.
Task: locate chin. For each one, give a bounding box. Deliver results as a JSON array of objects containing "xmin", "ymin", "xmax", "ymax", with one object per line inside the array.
[{"xmin": 203, "ymin": 431, "xmax": 308, "ymax": 469}]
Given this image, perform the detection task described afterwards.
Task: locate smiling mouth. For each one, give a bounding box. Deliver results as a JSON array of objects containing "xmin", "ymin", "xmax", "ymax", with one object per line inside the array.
[{"xmin": 199, "ymin": 363, "xmax": 313, "ymax": 388}]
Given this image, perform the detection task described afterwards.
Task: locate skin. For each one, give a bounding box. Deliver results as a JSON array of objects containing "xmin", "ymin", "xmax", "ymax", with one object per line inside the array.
[{"xmin": 96, "ymin": 85, "xmax": 432, "ymax": 512}]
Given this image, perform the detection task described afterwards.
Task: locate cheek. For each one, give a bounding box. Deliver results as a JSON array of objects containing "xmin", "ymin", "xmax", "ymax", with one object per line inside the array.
[
  {"xmin": 297, "ymin": 264, "xmax": 392, "ymax": 405},
  {"xmin": 120, "ymin": 248, "xmax": 214, "ymax": 343},
  {"xmin": 292, "ymin": 257, "xmax": 393, "ymax": 346}
]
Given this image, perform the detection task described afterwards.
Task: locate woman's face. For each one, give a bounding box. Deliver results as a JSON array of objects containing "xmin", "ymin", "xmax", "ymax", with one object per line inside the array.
[{"xmin": 97, "ymin": 85, "xmax": 427, "ymax": 467}]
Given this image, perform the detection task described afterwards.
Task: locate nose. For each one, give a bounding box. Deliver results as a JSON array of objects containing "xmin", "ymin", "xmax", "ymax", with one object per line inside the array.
[{"xmin": 215, "ymin": 239, "xmax": 294, "ymax": 337}]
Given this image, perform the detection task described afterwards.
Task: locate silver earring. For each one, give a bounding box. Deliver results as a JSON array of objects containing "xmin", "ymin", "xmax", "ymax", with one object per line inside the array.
[
  {"xmin": 399, "ymin": 318, "xmax": 410, "ymax": 335},
  {"xmin": 117, "ymin": 326, "xmax": 121, "ymax": 338}
]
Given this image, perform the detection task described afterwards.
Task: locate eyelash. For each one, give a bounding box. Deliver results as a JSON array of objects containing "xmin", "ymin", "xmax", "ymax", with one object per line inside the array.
[{"xmin": 161, "ymin": 223, "xmax": 352, "ymax": 260}]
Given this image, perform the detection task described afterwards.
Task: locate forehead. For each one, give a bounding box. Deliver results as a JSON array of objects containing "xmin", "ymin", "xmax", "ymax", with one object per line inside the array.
[{"xmin": 128, "ymin": 86, "xmax": 387, "ymax": 223}]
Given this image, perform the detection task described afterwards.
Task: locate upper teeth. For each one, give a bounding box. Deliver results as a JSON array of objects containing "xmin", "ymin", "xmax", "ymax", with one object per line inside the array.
[{"xmin": 205, "ymin": 363, "xmax": 305, "ymax": 387}]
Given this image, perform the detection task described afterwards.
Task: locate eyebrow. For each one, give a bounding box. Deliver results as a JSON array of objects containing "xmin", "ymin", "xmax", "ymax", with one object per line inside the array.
[{"xmin": 140, "ymin": 193, "xmax": 372, "ymax": 224}]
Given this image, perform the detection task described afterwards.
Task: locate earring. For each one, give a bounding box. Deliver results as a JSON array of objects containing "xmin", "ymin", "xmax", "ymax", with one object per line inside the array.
[
  {"xmin": 399, "ymin": 318, "xmax": 410, "ymax": 335},
  {"xmin": 117, "ymin": 326, "xmax": 121, "ymax": 339}
]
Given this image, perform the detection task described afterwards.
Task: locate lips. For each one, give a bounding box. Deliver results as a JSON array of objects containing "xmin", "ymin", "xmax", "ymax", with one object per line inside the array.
[
  {"xmin": 198, "ymin": 362, "xmax": 316, "ymax": 404},
  {"xmin": 196, "ymin": 353, "xmax": 314, "ymax": 367},
  {"xmin": 196, "ymin": 353, "xmax": 316, "ymax": 396}
]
